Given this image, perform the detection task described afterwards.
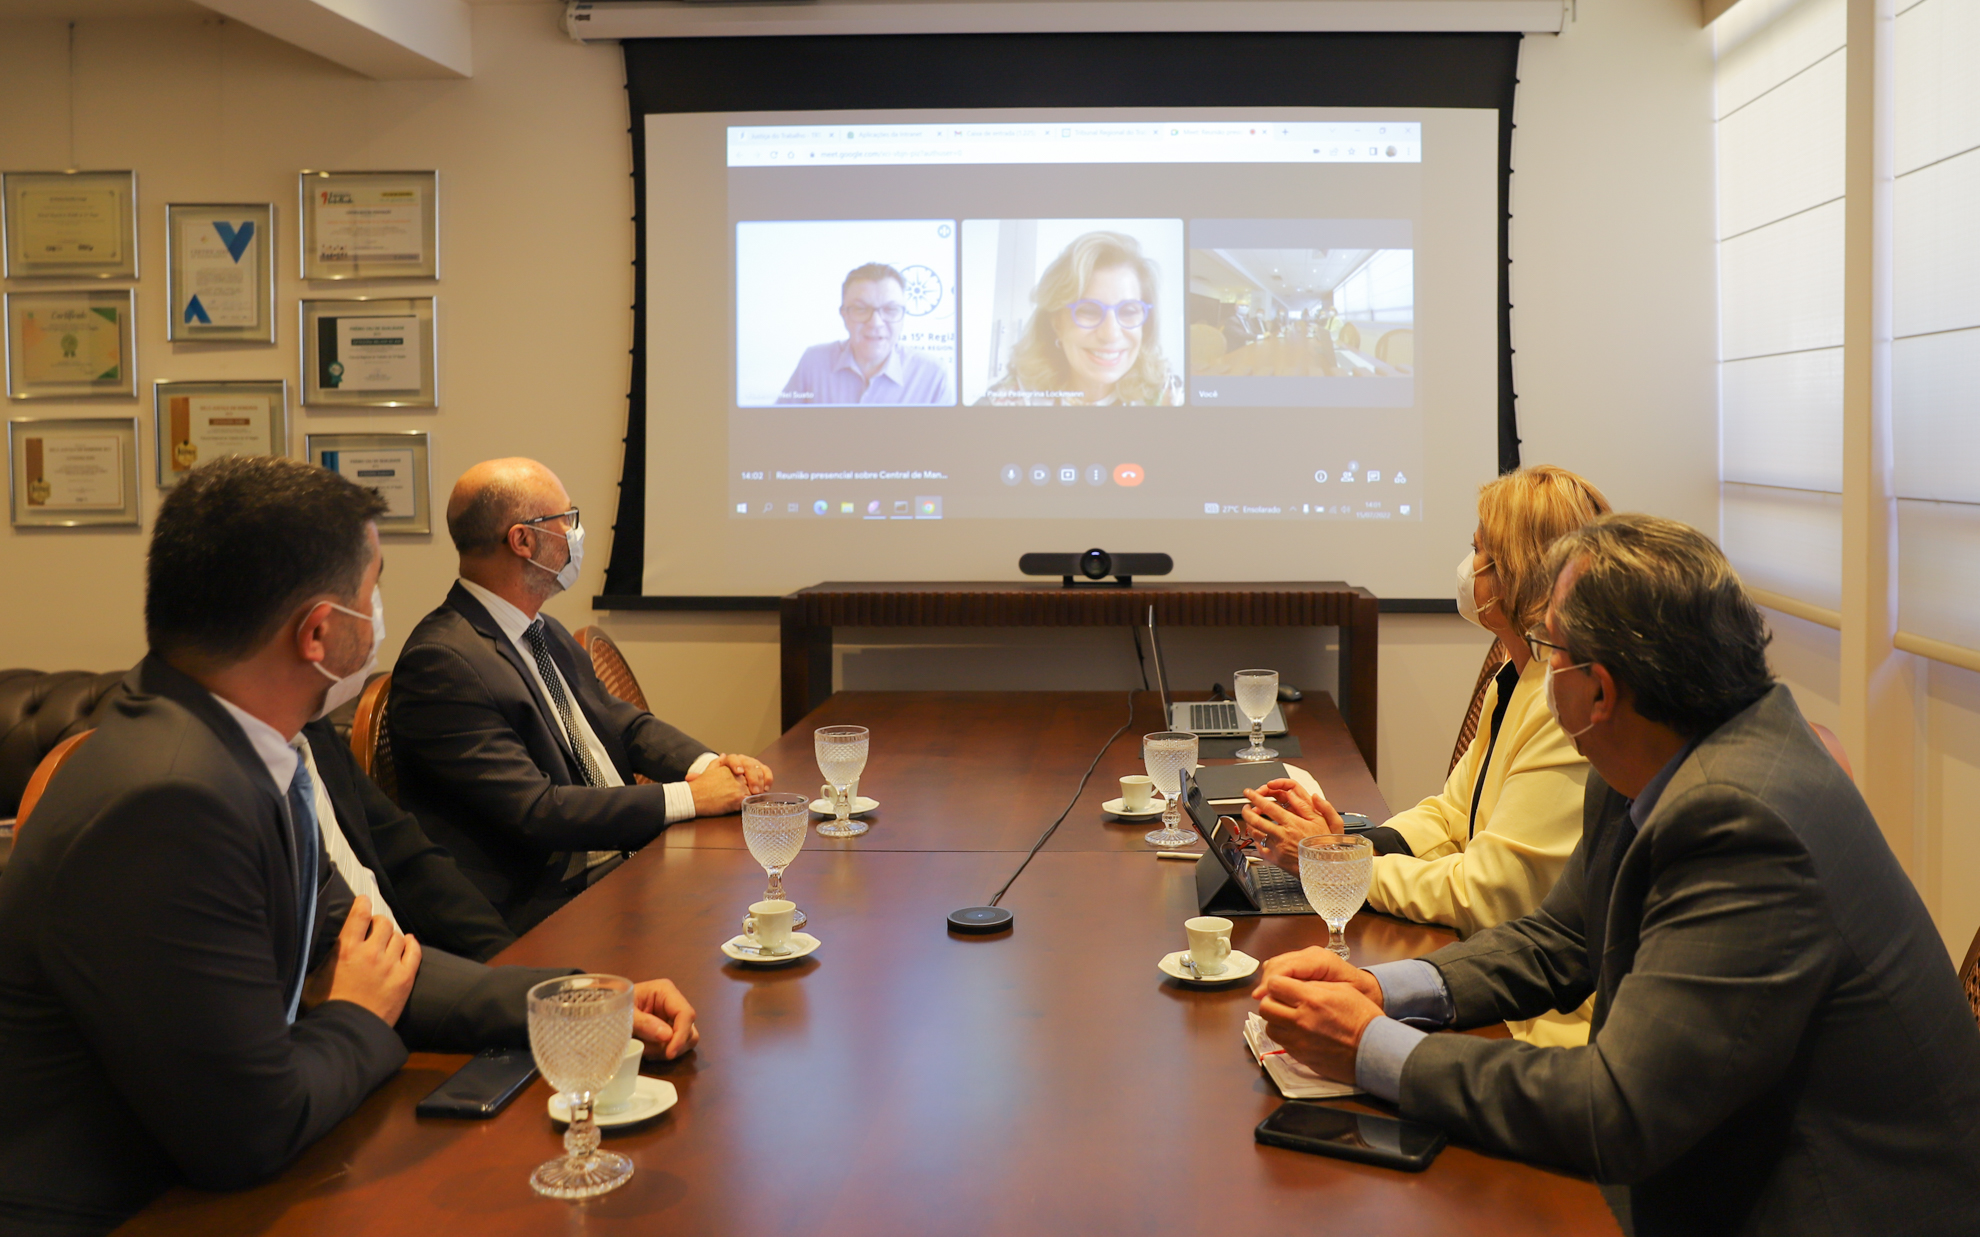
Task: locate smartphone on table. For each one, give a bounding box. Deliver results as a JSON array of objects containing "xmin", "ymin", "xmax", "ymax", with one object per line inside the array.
[
  {"xmin": 1254, "ymin": 1101, "xmax": 1448, "ymax": 1171},
  {"xmin": 414, "ymin": 1047, "xmax": 539, "ymax": 1119}
]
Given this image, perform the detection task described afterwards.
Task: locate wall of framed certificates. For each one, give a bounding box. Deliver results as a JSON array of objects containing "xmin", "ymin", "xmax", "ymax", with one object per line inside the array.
[{"xmin": 2, "ymin": 151, "xmax": 443, "ymax": 529}]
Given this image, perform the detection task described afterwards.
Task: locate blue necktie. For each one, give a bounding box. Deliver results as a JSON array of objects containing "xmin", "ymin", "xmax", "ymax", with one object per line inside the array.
[{"xmin": 284, "ymin": 752, "xmax": 321, "ymax": 1024}]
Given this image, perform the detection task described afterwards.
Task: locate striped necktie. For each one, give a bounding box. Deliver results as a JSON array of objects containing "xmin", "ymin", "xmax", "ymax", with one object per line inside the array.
[
  {"xmin": 524, "ymin": 618, "xmax": 605, "ymax": 787},
  {"xmin": 284, "ymin": 753, "xmax": 321, "ymax": 1024}
]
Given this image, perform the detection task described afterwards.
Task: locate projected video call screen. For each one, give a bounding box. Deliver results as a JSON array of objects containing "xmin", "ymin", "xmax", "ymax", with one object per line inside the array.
[{"xmin": 643, "ymin": 109, "xmax": 1497, "ymax": 552}]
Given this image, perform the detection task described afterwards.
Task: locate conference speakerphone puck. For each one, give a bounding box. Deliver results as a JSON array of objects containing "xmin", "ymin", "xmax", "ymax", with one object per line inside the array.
[{"xmin": 947, "ymin": 906, "xmax": 1014, "ymax": 934}]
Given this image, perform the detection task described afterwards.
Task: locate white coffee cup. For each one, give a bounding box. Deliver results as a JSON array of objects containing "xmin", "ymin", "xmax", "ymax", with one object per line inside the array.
[
  {"xmin": 1120, "ymin": 774, "xmax": 1154, "ymax": 812},
  {"xmin": 742, "ymin": 898, "xmax": 797, "ymax": 955},
  {"xmin": 595, "ymin": 1038, "xmax": 644, "ymax": 1115},
  {"xmin": 1184, "ymin": 915, "xmax": 1234, "ymax": 977}
]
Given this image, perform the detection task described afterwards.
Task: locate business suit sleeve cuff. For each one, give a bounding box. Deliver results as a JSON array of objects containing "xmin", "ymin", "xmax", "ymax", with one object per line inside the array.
[
  {"xmin": 663, "ymin": 781, "xmax": 697, "ymax": 824},
  {"xmin": 686, "ymin": 752, "xmax": 719, "ymax": 777},
  {"xmin": 1364, "ymin": 959, "xmax": 1454, "ymax": 1027},
  {"xmin": 1354, "ymin": 1016, "xmax": 1428, "ymax": 1105}
]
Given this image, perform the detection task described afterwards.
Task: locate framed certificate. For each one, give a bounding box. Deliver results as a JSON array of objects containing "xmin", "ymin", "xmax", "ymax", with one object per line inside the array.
[
  {"xmin": 298, "ymin": 170, "xmax": 438, "ymax": 281},
  {"xmin": 306, "ymin": 430, "xmax": 431, "ymax": 534},
  {"xmin": 2, "ymin": 170, "xmax": 138, "ymax": 280},
  {"xmin": 166, "ymin": 204, "xmax": 276, "ymax": 343},
  {"xmin": 154, "ymin": 379, "xmax": 289, "ymax": 487},
  {"xmin": 5, "ymin": 289, "xmax": 137, "ymax": 400},
  {"xmin": 8, "ymin": 415, "xmax": 141, "ymax": 527},
  {"xmin": 299, "ymin": 296, "xmax": 437, "ymax": 407}
]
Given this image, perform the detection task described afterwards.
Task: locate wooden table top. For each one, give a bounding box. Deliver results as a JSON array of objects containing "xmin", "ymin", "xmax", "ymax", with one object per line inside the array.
[
  {"xmin": 118, "ymin": 692, "xmax": 1615, "ymax": 1237},
  {"xmin": 662, "ymin": 690, "xmax": 1389, "ymax": 854}
]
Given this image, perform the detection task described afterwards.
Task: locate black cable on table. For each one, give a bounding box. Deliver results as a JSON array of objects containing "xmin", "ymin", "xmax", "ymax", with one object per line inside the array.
[{"xmin": 985, "ymin": 681, "xmax": 1141, "ymax": 908}]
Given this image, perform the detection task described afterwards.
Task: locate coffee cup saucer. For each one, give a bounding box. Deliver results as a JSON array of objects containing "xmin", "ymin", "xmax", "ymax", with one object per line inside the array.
[
  {"xmin": 809, "ymin": 796, "xmax": 879, "ymax": 816},
  {"xmin": 1102, "ymin": 797, "xmax": 1166, "ymax": 819},
  {"xmin": 1158, "ymin": 949, "xmax": 1259, "ymax": 985},
  {"xmin": 550, "ymin": 1076, "xmax": 678, "ymax": 1128},
  {"xmin": 722, "ymin": 931, "xmax": 821, "ymax": 966}
]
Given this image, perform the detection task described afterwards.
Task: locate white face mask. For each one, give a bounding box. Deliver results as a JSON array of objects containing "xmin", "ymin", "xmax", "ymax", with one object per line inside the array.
[
  {"xmin": 312, "ymin": 585, "xmax": 385, "ymax": 720},
  {"xmin": 523, "ymin": 522, "xmax": 584, "ymax": 594},
  {"xmin": 1456, "ymin": 549, "xmax": 1498, "ymax": 629},
  {"xmin": 1542, "ymin": 658, "xmax": 1596, "ymax": 740}
]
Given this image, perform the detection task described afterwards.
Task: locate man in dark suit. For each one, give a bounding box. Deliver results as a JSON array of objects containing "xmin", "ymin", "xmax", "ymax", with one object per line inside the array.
[
  {"xmin": 390, "ymin": 458, "xmax": 772, "ymax": 931},
  {"xmin": 1251, "ymin": 514, "xmax": 1980, "ymax": 1236},
  {"xmin": 0, "ymin": 458, "xmax": 697, "ymax": 1236},
  {"xmin": 302, "ymin": 714, "xmax": 516, "ymax": 962}
]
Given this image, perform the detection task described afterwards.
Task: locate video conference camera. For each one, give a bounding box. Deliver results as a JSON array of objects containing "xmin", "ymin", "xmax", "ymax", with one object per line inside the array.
[{"xmin": 1019, "ymin": 549, "xmax": 1174, "ymax": 588}]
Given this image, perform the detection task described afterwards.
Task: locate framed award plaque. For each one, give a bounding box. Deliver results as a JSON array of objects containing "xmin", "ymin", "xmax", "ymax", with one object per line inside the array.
[
  {"xmin": 2, "ymin": 170, "xmax": 139, "ymax": 280},
  {"xmin": 299, "ymin": 296, "xmax": 437, "ymax": 408},
  {"xmin": 154, "ymin": 379, "xmax": 290, "ymax": 487},
  {"xmin": 4, "ymin": 289, "xmax": 137, "ymax": 400},
  {"xmin": 306, "ymin": 430, "xmax": 432, "ymax": 535},
  {"xmin": 8, "ymin": 415, "xmax": 141, "ymax": 527},
  {"xmin": 166, "ymin": 203, "xmax": 276, "ymax": 343},
  {"xmin": 298, "ymin": 170, "xmax": 439, "ymax": 281}
]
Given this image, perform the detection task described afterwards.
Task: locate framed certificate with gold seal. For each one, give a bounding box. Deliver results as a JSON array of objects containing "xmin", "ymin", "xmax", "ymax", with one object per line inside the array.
[
  {"xmin": 153, "ymin": 379, "xmax": 289, "ymax": 488},
  {"xmin": 8, "ymin": 415, "xmax": 141, "ymax": 527},
  {"xmin": 4, "ymin": 289, "xmax": 137, "ymax": 400}
]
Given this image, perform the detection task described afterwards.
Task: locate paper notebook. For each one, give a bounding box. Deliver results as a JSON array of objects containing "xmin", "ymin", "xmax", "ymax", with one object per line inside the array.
[{"xmin": 1244, "ymin": 1013, "xmax": 1360, "ymax": 1100}]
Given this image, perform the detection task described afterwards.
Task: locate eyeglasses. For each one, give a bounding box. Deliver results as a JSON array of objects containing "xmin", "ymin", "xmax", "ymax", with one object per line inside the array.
[
  {"xmin": 517, "ymin": 507, "xmax": 580, "ymax": 533},
  {"xmin": 1064, "ymin": 299, "xmax": 1151, "ymax": 330},
  {"xmin": 1523, "ymin": 624, "xmax": 1575, "ymax": 666},
  {"xmin": 841, "ymin": 302, "xmax": 905, "ymax": 323}
]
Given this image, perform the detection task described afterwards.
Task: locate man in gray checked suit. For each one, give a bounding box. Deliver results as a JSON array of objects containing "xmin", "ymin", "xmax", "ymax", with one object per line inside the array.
[{"xmin": 1251, "ymin": 513, "xmax": 1980, "ymax": 1237}]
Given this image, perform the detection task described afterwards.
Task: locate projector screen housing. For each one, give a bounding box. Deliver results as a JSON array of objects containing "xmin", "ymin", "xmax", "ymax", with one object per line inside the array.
[{"xmin": 608, "ymin": 33, "xmax": 1520, "ymax": 605}]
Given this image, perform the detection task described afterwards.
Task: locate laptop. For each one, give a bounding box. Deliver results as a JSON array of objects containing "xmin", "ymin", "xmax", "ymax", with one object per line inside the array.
[{"xmin": 1146, "ymin": 606, "xmax": 1287, "ymax": 736}]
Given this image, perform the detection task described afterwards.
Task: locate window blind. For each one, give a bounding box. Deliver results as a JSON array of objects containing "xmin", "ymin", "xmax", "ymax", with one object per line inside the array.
[
  {"xmin": 1715, "ymin": 0, "xmax": 1847, "ymax": 621},
  {"xmin": 1893, "ymin": 0, "xmax": 1980, "ymax": 668}
]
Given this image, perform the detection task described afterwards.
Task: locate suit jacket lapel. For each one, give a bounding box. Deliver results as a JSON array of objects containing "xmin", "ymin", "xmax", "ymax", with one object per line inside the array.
[
  {"xmin": 445, "ymin": 582, "xmax": 584, "ymax": 782},
  {"xmin": 128, "ymin": 654, "xmax": 307, "ymax": 998}
]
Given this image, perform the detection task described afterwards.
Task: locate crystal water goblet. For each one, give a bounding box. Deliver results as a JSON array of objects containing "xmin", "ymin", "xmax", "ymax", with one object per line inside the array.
[
  {"xmin": 743, "ymin": 791, "xmax": 810, "ymax": 928},
  {"xmin": 814, "ymin": 725, "xmax": 869, "ymax": 838},
  {"xmin": 526, "ymin": 974, "xmax": 637, "ymax": 1199},
  {"xmin": 1299, "ymin": 834, "xmax": 1374, "ymax": 960},
  {"xmin": 1142, "ymin": 731, "xmax": 1200, "ymax": 847},
  {"xmin": 1233, "ymin": 669, "xmax": 1280, "ymax": 762}
]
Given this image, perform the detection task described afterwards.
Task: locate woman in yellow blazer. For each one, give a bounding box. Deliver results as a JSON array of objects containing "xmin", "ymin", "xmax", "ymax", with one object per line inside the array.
[{"xmin": 1242, "ymin": 464, "xmax": 1609, "ymax": 1046}]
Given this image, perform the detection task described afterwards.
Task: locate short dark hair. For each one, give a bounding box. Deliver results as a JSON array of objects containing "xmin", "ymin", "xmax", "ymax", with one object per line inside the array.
[
  {"xmin": 147, "ymin": 456, "xmax": 388, "ymax": 663},
  {"xmin": 447, "ymin": 472, "xmax": 534, "ymax": 553},
  {"xmin": 841, "ymin": 263, "xmax": 904, "ymax": 300},
  {"xmin": 1545, "ymin": 513, "xmax": 1774, "ymax": 739}
]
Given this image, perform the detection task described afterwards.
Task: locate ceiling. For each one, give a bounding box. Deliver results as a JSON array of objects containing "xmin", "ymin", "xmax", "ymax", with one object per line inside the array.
[{"xmin": 1190, "ymin": 248, "xmax": 1377, "ymax": 312}]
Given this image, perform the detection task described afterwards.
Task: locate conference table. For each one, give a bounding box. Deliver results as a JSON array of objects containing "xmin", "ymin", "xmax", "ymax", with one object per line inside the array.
[{"xmin": 120, "ymin": 691, "xmax": 1618, "ymax": 1236}]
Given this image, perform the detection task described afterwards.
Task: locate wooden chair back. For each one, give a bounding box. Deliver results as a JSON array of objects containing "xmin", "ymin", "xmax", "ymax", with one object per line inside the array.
[
  {"xmin": 350, "ymin": 672, "xmax": 398, "ymax": 805},
  {"xmin": 1450, "ymin": 641, "xmax": 1513, "ymax": 775},
  {"xmin": 14, "ymin": 729, "xmax": 95, "ymax": 837},
  {"xmin": 1961, "ymin": 925, "xmax": 1980, "ymax": 1032},
  {"xmin": 573, "ymin": 626, "xmax": 651, "ymax": 713}
]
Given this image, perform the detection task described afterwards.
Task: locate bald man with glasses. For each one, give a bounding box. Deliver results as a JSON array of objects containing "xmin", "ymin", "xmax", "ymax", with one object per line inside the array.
[
  {"xmin": 775, "ymin": 261, "xmax": 955, "ymax": 405},
  {"xmin": 390, "ymin": 458, "xmax": 773, "ymax": 932}
]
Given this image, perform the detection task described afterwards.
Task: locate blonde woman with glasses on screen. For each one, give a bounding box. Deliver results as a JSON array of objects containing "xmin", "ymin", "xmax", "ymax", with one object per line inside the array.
[
  {"xmin": 978, "ymin": 231, "xmax": 1183, "ymax": 407},
  {"xmin": 1242, "ymin": 465, "xmax": 1611, "ymax": 1047}
]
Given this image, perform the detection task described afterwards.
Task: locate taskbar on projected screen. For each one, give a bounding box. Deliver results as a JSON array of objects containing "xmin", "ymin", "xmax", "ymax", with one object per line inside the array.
[{"xmin": 730, "ymin": 461, "xmax": 1422, "ymax": 521}]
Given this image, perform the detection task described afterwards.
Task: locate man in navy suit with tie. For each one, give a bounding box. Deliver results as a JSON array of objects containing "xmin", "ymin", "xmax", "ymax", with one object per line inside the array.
[{"xmin": 390, "ymin": 458, "xmax": 773, "ymax": 932}]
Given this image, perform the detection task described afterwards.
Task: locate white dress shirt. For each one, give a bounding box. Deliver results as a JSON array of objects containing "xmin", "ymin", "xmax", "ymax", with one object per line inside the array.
[
  {"xmin": 211, "ymin": 694, "xmax": 400, "ymax": 933},
  {"xmin": 456, "ymin": 579, "xmax": 714, "ymax": 840}
]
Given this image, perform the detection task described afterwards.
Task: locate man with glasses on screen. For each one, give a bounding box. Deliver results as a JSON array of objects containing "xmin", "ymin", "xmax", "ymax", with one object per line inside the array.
[
  {"xmin": 390, "ymin": 458, "xmax": 774, "ymax": 932},
  {"xmin": 775, "ymin": 262, "xmax": 954, "ymax": 405}
]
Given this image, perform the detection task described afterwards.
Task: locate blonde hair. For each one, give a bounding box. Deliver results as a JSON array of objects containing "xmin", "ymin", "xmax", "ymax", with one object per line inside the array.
[
  {"xmin": 1476, "ymin": 465, "xmax": 1611, "ymax": 637},
  {"xmin": 1002, "ymin": 231, "xmax": 1171, "ymax": 404}
]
